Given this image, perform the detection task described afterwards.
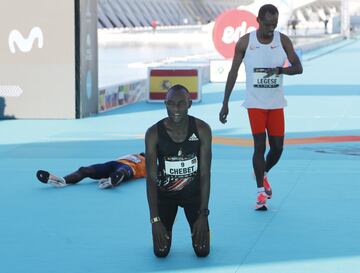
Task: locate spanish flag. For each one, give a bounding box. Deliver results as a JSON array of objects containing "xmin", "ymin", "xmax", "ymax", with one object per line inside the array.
[{"xmin": 149, "ymin": 69, "xmax": 199, "ymax": 100}]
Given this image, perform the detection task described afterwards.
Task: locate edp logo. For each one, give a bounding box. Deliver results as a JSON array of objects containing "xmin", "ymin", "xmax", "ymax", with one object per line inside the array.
[
  {"xmin": 8, "ymin": 26, "xmax": 44, "ymax": 54},
  {"xmin": 212, "ymin": 9, "xmax": 258, "ymax": 59}
]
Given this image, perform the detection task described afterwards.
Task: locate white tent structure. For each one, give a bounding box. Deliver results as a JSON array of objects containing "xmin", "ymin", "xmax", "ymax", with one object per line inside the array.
[
  {"xmin": 238, "ymin": 0, "xmax": 354, "ymax": 38},
  {"xmin": 237, "ymin": 0, "xmax": 317, "ymax": 32},
  {"xmin": 341, "ymin": 0, "xmax": 350, "ymax": 38}
]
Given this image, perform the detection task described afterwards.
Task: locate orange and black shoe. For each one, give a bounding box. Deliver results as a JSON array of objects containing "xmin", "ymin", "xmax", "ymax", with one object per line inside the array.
[
  {"xmin": 263, "ymin": 176, "xmax": 272, "ymax": 199},
  {"xmin": 255, "ymin": 192, "xmax": 268, "ymax": 211}
]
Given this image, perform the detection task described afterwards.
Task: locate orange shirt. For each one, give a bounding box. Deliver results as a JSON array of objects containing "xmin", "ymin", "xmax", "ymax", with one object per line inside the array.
[{"xmin": 116, "ymin": 154, "xmax": 146, "ymax": 179}]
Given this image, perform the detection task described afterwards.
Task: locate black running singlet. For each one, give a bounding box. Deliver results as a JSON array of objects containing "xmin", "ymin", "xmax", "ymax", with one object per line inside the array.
[{"xmin": 156, "ymin": 116, "xmax": 201, "ymax": 199}]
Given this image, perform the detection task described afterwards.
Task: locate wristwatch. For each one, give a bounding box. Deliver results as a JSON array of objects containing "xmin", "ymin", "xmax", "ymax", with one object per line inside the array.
[
  {"xmin": 150, "ymin": 216, "xmax": 161, "ymax": 224},
  {"xmin": 198, "ymin": 209, "xmax": 210, "ymax": 216}
]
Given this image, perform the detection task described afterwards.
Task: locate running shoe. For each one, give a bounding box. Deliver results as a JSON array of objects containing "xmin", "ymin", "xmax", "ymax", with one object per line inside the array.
[
  {"xmin": 263, "ymin": 175, "xmax": 272, "ymax": 199},
  {"xmin": 98, "ymin": 171, "xmax": 125, "ymax": 189},
  {"xmin": 255, "ymin": 192, "xmax": 268, "ymax": 211},
  {"xmin": 36, "ymin": 170, "xmax": 67, "ymax": 187},
  {"xmin": 98, "ymin": 178, "xmax": 112, "ymax": 189}
]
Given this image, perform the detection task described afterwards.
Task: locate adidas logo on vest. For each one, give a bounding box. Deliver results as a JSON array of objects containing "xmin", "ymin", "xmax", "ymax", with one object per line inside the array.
[{"xmin": 188, "ymin": 133, "xmax": 199, "ymax": 141}]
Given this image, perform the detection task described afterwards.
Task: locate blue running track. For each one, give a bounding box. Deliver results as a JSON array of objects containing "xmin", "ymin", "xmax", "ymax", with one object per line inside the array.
[{"xmin": 0, "ymin": 36, "xmax": 359, "ymax": 273}]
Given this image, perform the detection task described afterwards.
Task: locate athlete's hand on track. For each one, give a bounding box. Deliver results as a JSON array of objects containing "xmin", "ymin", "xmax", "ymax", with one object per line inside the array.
[
  {"xmin": 219, "ymin": 104, "xmax": 229, "ymax": 124},
  {"xmin": 152, "ymin": 221, "xmax": 170, "ymax": 251},
  {"xmin": 192, "ymin": 216, "xmax": 209, "ymax": 249}
]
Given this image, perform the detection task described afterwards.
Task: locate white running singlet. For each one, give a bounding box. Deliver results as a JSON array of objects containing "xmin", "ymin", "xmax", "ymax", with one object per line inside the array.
[{"xmin": 243, "ymin": 31, "xmax": 287, "ymax": 109}]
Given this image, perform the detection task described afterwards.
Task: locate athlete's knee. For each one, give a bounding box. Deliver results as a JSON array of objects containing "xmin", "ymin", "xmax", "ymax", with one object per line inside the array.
[
  {"xmin": 154, "ymin": 248, "xmax": 170, "ymax": 258},
  {"xmin": 253, "ymin": 133, "xmax": 266, "ymax": 153},
  {"xmin": 79, "ymin": 166, "xmax": 99, "ymax": 178},
  {"xmin": 192, "ymin": 231, "xmax": 210, "ymax": 257},
  {"xmin": 269, "ymin": 136, "xmax": 284, "ymax": 154},
  {"xmin": 77, "ymin": 166, "xmax": 92, "ymax": 176},
  {"xmin": 276, "ymin": 146, "xmax": 283, "ymax": 156},
  {"xmin": 253, "ymin": 139, "xmax": 266, "ymax": 153},
  {"xmin": 270, "ymin": 143, "xmax": 283, "ymax": 156},
  {"xmin": 254, "ymin": 142, "xmax": 266, "ymax": 155},
  {"xmin": 153, "ymin": 243, "xmax": 171, "ymax": 258},
  {"xmin": 153, "ymin": 233, "xmax": 172, "ymax": 258},
  {"xmin": 193, "ymin": 246, "xmax": 210, "ymax": 257},
  {"xmin": 193, "ymin": 243, "xmax": 210, "ymax": 257}
]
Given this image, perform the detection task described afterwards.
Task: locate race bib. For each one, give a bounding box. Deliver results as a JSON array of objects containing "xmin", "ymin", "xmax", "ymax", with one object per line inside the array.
[
  {"xmin": 164, "ymin": 156, "xmax": 198, "ymax": 177},
  {"xmin": 253, "ymin": 68, "xmax": 281, "ymax": 88}
]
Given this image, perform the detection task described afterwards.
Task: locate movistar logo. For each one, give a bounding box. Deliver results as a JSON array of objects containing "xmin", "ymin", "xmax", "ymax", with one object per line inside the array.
[{"xmin": 8, "ymin": 26, "xmax": 44, "ymax": 54}]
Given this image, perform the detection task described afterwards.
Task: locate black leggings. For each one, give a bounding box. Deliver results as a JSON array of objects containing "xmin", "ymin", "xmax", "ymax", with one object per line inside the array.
[
  {"xmin": 253, "ymin": 133, "xmax": 284, "ymax": 187},
  {"xmin": 64, "ymin": 161, "xmax": 133, "ymax": 184},
  {"xmin": 153, "ymin": 196, "xmax": 210, "ymax": 257}
]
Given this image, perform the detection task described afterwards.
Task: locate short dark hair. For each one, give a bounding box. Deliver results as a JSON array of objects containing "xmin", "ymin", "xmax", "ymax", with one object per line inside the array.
[
  {"xmin": 165, "ymin": 84, "xmax": 190, "ymax": 101},
  {"xmin": 258, "ymin": 4, "xmax": 278, "ymax": 20},
  {"xmin": 167, "ymin": 84, "xmax": 190, "ymax": 94}
]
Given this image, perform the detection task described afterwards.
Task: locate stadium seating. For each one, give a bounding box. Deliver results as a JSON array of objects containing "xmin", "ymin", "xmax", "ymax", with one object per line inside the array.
[{"xmin": 97, "ymin": 0, "xmax": 254, "ymax": 28}]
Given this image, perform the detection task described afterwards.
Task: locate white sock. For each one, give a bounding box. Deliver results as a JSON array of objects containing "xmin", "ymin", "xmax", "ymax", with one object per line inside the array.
[
  {"xmin": 257, "ymin": 187, "xmax": 265, "ymax": 193},
  {"xmin": 264, "ymin": 172, "xmax": 268, "ymax": 177}
]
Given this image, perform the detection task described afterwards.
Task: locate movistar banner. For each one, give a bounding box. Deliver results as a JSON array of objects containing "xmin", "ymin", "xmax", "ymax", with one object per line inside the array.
[{"xmin": 0, "ymin": 0, "xmax": 98, "ymax": 119}]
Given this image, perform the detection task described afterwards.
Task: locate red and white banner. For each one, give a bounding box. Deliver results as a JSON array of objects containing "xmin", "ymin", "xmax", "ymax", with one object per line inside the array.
[{"xmin": 212, "ymin": 9, "xmax": 258, "ymax": 59}]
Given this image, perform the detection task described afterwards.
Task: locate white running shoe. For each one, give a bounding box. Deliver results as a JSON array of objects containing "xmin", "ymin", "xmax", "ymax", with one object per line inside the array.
[
  {"xmin": 36, "ymin": 170, "xmax": 66, "ymax": 187},
  {"xmin": 98, "ymin": 171, "xmax": 125, "ymax": 189},
  {"xmin": 48, "ymin": 177, "xmax": 67, "ymax": 187},
  {"xmin": 98, "ymin": 178, "xmax": 113, "ymax": 189},
  {"xmin": 255, "ymin": 192, "xmax": 268, "ymax": 211}
]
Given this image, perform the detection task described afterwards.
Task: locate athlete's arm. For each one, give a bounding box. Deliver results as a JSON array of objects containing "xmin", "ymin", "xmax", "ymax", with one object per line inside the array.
[
  {"xmin": 145, "ymin": 125, "xmax": 160, "ymax": 219},
  {"xmin": 197, "ymin": 119, "xmax": 212, "ymax": 211},
  {"xmin": 280, "ymin": 33, "xmax": 303, "ymax": 75},
  {"xmin": 219, "ymin": 34, "xmax": 249, "ymax": 124},
  {"xmin": 192, "ymin": 119, "xmax": 212, "ymax": 246},
  {"xmin": 145, "ymin": 125, "xmax": 170, "ymax": 247}
]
